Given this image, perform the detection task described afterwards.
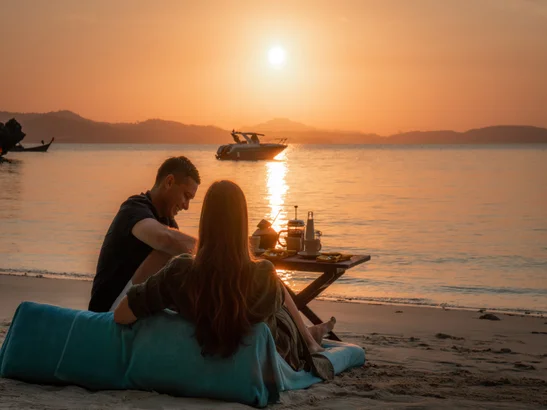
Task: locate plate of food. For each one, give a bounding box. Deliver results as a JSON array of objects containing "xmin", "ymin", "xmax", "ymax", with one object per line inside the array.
[
  {"xmin": 316, "ymin": 252, "xmax": 353, "ymax": 263},
  {"xmin": 262, "ymin": 248, "xmax": 296, "ymax": 260},
  {"xmin": 297, "ymin": 250, "xmax": 322, "ymax": 259}
]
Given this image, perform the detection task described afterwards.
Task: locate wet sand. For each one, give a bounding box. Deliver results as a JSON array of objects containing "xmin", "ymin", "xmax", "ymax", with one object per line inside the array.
[{"xmin": 1, "ymin": 274, "xmax": 546, "ymax": 409}]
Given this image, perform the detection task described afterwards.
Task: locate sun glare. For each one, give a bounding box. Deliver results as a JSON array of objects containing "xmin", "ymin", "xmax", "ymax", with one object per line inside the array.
[
  {"xmin": 265, "ymin": 161, "xmax": 288, "ymax": 233},
  {"xmin": 268, "ymin": 46, "xmax": 286, "ymax": 68}
]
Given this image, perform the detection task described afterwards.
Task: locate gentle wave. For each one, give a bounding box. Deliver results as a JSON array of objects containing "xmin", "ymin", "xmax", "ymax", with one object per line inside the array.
[
  {"xmin": 318, "ymin": 293, "xmax": 547, "ymax": 315},
  {"xmin": 2, "ymin": 268, "xmax": 545, "ymax": 315},
  {"xmin": 381, "ymin": 254, "xmax": 547, "ymax": 268},
  {"xmin": 438, "ymin": 284, "xmax": 547, "ymax": 296},
  {"xmin": 0, "ymin": 268, "xmax": 93, "ymax": 280},
  {"xmin": 284, "ymin": 272, "xmax": 547, "ymax": 297}
]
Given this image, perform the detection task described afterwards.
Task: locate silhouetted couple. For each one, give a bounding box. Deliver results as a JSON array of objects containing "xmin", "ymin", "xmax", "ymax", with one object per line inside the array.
[{"xmin": 90, "ymin": 156, "xmax": 336, "ymax": 379}]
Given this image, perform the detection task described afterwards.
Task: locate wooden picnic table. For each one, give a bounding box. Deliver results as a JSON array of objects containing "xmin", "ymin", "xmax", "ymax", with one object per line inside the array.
[{"xmin": 261, "ymin": 254, "xmax": 371, "ymax": 341}]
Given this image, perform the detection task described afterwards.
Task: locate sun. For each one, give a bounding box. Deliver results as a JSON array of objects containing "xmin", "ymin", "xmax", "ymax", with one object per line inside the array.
[{"xmin": 268, "ymin": 46, "xmax": 286, "ymax": 68}]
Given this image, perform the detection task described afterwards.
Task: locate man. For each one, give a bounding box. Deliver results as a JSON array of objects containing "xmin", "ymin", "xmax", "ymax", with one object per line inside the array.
[{"xmin": 89, "ymin": 156, "xmax": 200, "ymax": 312}]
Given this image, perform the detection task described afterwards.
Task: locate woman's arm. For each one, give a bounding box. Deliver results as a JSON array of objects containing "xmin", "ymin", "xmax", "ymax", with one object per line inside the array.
[{"xmin": 114, "ymin": 254, "xmax": 192, "ymax": 324}]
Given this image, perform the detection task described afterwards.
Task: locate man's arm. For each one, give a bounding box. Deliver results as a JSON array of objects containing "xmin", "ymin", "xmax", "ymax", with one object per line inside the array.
[
  {"xmin": 132, "ymin": 250, "xmax": 172, "ymax": 285},
  {"xmin": 132, "ymin": 218, "xmax": 197, "ymax": 256}
]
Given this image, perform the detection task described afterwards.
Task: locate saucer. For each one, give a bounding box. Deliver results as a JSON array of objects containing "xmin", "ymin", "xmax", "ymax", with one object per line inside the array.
[
  {"xmin": 297, "ymin": 250, "xmax": 321, "ymax": 259},
  {"xmin": 253, "ymin": 248, "xmax": 266, "ymax": 255}
]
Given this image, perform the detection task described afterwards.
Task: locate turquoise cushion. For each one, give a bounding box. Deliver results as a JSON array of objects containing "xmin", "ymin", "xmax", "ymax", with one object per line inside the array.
[
  {"xmin": 1, "ymin": 302, "xmax": 365, "ymax": 407},
  {"xmin": 0, "ymin": 303, "xmax": 75, "ymax": 385}
]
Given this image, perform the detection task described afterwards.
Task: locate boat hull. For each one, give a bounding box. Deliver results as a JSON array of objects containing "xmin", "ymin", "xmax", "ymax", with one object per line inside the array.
[
  {"xmin": 216, "ymin": 144, "xmax": 286, "ymax": 161},
  {"xmin": 11, "ymin": 139, "xmax": 54, "ymax": 152}
]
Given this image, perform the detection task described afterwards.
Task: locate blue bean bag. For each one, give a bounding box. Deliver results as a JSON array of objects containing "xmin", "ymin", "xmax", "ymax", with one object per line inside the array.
[{"xmin": 0, "ymin": 302, "xmax": 365, "ymax": 407}]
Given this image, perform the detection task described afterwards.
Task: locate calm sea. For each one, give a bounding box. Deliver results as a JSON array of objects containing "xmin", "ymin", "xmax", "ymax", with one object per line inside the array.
[{"xmin": 1, "ymin": 144, "xmax": 546, "ymax": 314}]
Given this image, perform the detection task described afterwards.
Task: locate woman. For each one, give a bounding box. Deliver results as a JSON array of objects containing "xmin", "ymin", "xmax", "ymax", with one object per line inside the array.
[{"xmin": 114, "ymin": 180, "xmax": 336, "ymax": 379}]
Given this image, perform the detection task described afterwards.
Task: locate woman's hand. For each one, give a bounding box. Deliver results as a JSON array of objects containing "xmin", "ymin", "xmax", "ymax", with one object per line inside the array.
[{"xmin": 114, "ymin": 297, "xmax": 137, "ymax": 325}]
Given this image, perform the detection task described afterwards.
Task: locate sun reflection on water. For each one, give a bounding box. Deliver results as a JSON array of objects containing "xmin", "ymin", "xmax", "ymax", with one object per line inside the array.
[
  {"xmin": 265, "ymin": 160, "xmax": 288, "ymax": 233},
  {"xmin": 276, "ymin": 270, "xmax": 294, "ymax": 287}
]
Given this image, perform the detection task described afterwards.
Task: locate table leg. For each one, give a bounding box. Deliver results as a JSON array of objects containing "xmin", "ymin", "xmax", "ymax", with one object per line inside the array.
[{"xmin": 294, "ymin": 268, "xmax": 346, "ymax": 308}]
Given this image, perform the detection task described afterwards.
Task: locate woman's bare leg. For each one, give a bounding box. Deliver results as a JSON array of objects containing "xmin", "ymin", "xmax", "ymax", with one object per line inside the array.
[
  {"xmin": 282, "ymin": 287, "xmax": 336, "ymax": 353},
  {"xmin": 307, "ymin": 317, "xmax": 336, "ymax": 344}
]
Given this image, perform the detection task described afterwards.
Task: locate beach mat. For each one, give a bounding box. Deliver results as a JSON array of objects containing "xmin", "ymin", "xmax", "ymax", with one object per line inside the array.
[{"xmin": 0, "ymin": 302, "xmax": 365, "ymax": 407}]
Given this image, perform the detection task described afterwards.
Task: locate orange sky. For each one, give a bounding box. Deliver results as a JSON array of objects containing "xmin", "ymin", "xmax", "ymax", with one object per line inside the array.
[{"xmin": 1, "ymin": 0, "xmax": 546, "ymax": 134}]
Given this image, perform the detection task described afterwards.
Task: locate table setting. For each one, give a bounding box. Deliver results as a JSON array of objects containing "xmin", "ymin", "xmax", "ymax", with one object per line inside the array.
[{"xmin": 250, "ymin": 206, "xmax": 353, "ymax": 263}]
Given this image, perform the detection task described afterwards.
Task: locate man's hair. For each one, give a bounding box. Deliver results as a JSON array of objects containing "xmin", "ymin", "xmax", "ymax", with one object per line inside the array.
[{"xmin": 155, "ymin": 156, "xmax": 201, "ymax": 185}]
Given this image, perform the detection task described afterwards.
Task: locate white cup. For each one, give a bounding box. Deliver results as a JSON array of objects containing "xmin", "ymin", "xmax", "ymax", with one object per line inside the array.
[{"xmin": 304, "ymin": 238, "xmax": 322, "ymax": 254}]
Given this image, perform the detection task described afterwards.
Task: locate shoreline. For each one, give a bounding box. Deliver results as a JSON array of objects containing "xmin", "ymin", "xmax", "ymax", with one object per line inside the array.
[{"xmin": 1, "ymin": 269, "xmax": 545, "ymax": 318}]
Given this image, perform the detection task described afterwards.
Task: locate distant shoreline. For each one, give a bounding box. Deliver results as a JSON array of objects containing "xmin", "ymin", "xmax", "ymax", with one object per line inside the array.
[
  {"xmin": 48, "ymin": 141, "xmax": 547, "ymax": 144},
  {"xmin": 2, "ymin": 110, "xmax": 547, "ymax": 145}
]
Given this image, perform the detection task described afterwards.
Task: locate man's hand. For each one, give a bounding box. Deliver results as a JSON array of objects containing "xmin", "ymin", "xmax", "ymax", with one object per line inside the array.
[{"xmin": 132, "ymin": 218, "xmax": 196, "ymax": 256}]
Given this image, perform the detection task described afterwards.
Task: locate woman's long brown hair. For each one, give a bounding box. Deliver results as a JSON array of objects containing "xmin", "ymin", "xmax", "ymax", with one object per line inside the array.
[{"xmin": 185, "ymin": 180, "xmax": 255, "ymax": 357}]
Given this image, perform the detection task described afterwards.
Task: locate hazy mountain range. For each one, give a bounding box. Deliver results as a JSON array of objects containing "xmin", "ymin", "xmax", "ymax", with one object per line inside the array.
[{"xmin": 1, "ymin": 110, "xmax": 547, "ymax": 145}]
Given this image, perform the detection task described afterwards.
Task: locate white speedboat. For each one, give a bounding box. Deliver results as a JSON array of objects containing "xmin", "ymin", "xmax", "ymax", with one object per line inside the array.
[{"xmin": 216, "ymin": 131, "xmax": 287, "ymax": 161}]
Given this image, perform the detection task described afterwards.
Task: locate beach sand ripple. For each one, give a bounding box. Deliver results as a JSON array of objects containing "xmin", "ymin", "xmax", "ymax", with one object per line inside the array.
[{"xmin": 0, "ymin": 276, "xmax": 546, "ymax": 409}]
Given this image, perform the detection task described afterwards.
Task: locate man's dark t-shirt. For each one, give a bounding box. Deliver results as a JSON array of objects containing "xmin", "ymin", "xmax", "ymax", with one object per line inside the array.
[{"xmin": 89, "ymin": 192, "xmax": 178, "ymax": 312}]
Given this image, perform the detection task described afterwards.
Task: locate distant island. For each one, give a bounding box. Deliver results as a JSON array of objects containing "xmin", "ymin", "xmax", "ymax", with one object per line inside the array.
[{"xmin": 1, "ymin": 110, "xmax": 546, "ymax": 145}]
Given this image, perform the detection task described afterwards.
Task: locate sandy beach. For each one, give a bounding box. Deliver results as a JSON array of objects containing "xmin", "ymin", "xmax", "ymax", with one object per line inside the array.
[{"xmin": 0, "ymin": 273, "xmax": 546, "ymax": 409}]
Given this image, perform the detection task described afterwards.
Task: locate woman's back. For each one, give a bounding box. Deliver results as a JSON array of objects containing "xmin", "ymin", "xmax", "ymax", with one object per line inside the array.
[{"xmin": 126, "ymin": 254, "xmax": 284, "ymax": 357}]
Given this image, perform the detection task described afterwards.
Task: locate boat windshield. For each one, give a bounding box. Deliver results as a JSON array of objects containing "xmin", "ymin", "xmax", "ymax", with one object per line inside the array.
[{"xmin": 231, "ymin": 131, "xmax": 264, "ymax": 144}]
